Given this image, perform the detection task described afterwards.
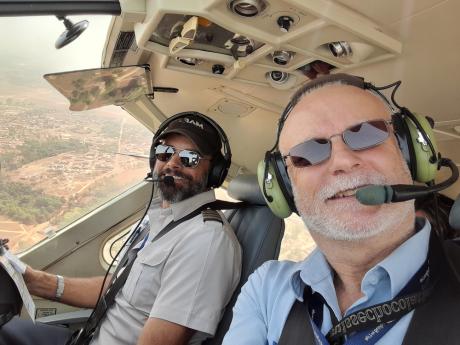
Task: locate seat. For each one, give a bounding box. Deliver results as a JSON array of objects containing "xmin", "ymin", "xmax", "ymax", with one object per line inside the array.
[{"xmin": 204, "ymin": 174, "xmax": 285, "ymax": 345}]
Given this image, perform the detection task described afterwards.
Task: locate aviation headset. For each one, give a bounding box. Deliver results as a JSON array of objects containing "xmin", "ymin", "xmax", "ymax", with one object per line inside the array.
[
  {"xmin": 258, "ymin": 73, "xmax": 440, "ymax": 218},
  {"xmin": 149, "ymin": 111, "xmax": 232, "ymax": 189}
]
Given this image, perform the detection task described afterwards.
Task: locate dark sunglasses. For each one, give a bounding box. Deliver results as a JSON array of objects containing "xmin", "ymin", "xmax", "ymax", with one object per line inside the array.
[
  {"xmin": 284, "ymin": 119, "xmax": 392, "ymax": 167},
  {"xmin": 155, "ymin": 144, "xmax": 208, "ymax": 168}
]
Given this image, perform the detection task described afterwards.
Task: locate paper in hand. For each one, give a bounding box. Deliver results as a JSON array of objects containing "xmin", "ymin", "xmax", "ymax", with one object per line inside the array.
[{"xmin": 0, "ymin": 251, "xmax": 36, "ymax": 321}]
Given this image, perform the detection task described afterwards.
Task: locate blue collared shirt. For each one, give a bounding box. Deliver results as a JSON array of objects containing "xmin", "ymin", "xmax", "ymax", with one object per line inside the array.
[{"xmin": 222, "ymin": 218, "xmax": 431, "ymax": 345}]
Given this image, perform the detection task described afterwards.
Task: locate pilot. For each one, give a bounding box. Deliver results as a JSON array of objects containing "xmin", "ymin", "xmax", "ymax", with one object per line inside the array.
[
  {"xmin": 222, "ymin": 74, "xmax": 460, "ymax": 345},
  {"xmin": 1, "ymin": 112, "xmax": 242, "ymax": 345}
]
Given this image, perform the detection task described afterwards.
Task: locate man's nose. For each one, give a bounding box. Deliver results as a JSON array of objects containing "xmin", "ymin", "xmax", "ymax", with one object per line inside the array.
[
  {"xmin": 327, "ymin": 136, "xmax": 362, "ymax": 176},
  {"xmin": 164, "ymin": 152, "xmax": 182, "ymax": 169}
]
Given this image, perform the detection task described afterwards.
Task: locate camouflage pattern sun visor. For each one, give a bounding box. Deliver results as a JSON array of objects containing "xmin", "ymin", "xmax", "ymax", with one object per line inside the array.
[{"xmin": 44, "ymin": 65, "xmax": 151, "ymax": 111}]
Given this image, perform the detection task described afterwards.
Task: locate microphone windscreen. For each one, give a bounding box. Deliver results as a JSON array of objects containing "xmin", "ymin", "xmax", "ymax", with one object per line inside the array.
[
  {"xmin": 449, "ymin": 194, "xmax": 460, "ymax": 230},
  {"xmin": 356, "ymin": 185, "xmax": 393, "ymax": 205},
  {"xmin": 163, "ymin": 176, "xmax": 175, "ymax": 186}
]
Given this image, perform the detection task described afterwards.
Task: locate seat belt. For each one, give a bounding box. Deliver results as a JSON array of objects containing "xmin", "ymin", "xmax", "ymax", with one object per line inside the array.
[
  {"xmin": 69, "ymin": 200, "xmax": 244, "ymax": 345},
  {"xmin": 278, "ymin": 229, "xmax": 442, "ymax": 345},
  {"xmin": 278, "ymin": 291, "xmax": 315, "ymax": 345}
]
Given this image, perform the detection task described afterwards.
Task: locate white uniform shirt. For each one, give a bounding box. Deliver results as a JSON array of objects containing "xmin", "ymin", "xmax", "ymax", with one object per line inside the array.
[{"xmin": 91, "ymin": 190, "xmax": 242, "ymax": 345}]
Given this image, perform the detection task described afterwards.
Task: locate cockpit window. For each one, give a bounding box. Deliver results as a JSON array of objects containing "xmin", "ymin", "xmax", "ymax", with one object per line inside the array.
[
  {"xmin": 279, "ymin": 214, "xmax": 316, "ymax": 261},
  {"xmin": 0, "ymin": 16, "xmax": 152, "ymax": 253}
]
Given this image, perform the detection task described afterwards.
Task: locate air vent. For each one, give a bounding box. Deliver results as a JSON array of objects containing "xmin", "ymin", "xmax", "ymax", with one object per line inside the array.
[
  {"xmin": 130, "ymin": 39, "xmax": 138, "ymax": 52},
  {"xmin": 110, "ymin": 31, "xmax": 135, "ymax": 67},
  {"xmin": 228, "ymin": 0, "xmax": 267, "ymax": 17},
  {"xmin": 110, "ymin": 51, "xmax": 127, "ymax": 67},
  {"xmin": 115, "ymin": 31, "xmax": 135, "ymax": 50}
]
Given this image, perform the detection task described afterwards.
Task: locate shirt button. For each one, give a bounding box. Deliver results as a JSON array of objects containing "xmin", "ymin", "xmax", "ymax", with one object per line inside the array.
[{"xmin": 368, "ymin": 274, "xmax": 379, "ymax": 285}]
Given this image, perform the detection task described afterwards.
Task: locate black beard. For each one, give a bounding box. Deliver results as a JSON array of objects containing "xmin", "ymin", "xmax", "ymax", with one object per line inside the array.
[{"xmin": 154, "ymin": 168, "xmax": 207, "ymax": 203}]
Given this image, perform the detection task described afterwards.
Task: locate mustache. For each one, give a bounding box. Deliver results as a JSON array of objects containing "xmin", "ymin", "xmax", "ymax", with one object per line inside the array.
[
  {"xmin": 159, "ymin": 168, "xmax": 193, "ymax": 181},
  {"xmin": 317, "ymin": 172, "xmax": 387, "ymax": 201}
]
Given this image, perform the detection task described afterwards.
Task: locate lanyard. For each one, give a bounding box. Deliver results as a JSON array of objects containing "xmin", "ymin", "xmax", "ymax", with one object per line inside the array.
[
  {"xmin": 308, "ymin": 259, "xmax": 433, "ymax": 345},
  {"xmin": 278, "ymin": 230, "xmax": 445, "ymax": 345}
]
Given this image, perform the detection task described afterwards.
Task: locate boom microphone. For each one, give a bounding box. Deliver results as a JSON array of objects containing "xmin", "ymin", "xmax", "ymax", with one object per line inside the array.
[
  {"xmin": 144, "ymin": 173, "xmax": 175, "ymax": 186},
  {"xmin": 356, "ymin": 158, "xmax": 459, "ymax": 205}
]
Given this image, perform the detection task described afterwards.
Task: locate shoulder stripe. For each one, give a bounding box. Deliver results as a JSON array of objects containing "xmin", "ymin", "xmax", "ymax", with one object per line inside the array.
[{"xmin": 201, "ymin": 209, "xmax": 223, "ymax": 224}]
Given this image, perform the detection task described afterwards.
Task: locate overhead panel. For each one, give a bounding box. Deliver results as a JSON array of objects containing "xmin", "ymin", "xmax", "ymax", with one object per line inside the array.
[{"xmin": 128, "ymin": 0, "xmax": 402, "ymax": 90}]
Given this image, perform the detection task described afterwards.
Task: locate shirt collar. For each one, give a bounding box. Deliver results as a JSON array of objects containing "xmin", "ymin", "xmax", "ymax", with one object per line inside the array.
[
  {"xmin": 375, "ymin": 217, "xmax": 431, "ymax": 298},
  {"xmin": 290, "ymin": 248, "xmax": 334, "ymax": 301},
  {"xmin": 290, "ymin": 217, "xmax": 432, "ymax": 300}
]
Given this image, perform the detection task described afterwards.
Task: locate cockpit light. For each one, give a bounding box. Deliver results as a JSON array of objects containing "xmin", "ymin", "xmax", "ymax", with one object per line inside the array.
[{"xmin": 227, "ymin": 0, "xmax": 267, "ymax": 17}]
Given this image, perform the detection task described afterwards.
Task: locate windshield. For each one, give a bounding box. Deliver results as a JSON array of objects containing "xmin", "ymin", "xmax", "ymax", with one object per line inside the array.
[{"xmin": 0, "ymin": 15, "xmax": 152, "ymax": 253}]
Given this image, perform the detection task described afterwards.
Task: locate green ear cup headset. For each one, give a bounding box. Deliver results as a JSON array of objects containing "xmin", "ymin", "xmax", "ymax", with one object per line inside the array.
[
  {"xmin": 257, "ymin": 151, "xmax": 297, "ymax": 219},
  {"xmin": 258, "ymin": 73, "xmax": 443, "ymax": 218},
  {"xmin": 149, "ymin": 111, "xmax": 231, "ymax": 189},
  {"xmin": 391, "ymin": 109, "xmax": 438, "ymax": 183}
]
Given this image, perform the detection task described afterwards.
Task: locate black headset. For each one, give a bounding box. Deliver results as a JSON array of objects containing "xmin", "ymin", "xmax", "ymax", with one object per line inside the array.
[
  {"xmin": 149, "ymin": 111, "xmax": 232, "ymax": 189},
  {"xmin": 258, "ymin": 73, "xmax": 441, "ymax": 218}
]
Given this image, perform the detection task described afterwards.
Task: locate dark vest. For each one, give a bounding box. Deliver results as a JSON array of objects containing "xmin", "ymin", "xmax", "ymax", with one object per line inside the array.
[
  {"xmin": 402, "ymin": 238, "xmax": 460, "ymax": 344},
  {"xmin": 278, "ymin": 233, "xmax": 460, "ymax": 345}
]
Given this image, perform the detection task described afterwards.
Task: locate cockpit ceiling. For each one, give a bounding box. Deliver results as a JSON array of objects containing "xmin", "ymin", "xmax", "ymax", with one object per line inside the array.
[
  {"xmin": 102, "ymin": 0, "xmax": 460, "ymax": 194},
  {"xmin": 113, "ymin": 0, "xmax": 401, "ymax": 91}
]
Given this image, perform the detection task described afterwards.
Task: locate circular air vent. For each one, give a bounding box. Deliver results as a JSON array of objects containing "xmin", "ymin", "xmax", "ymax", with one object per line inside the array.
[
  {"xmin": 228, "ymin": 0, "xmax": 267, "ymax": 17},
  {"xmin": 266, "ymin": 70, "xmax": 290, "ymax": 84},
  {"xmin": 328, "ymin": 41, "xmax": 353, "ymax": 58},
  {"xmin": 272, "ymin": 50, "xmax": 294, "ymax": 65}
]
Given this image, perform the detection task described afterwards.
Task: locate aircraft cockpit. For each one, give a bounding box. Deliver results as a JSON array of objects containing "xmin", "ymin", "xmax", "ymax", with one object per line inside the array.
[{"xmin": 0, "ymin": 1, "xmax": 459, "ymax": 344}]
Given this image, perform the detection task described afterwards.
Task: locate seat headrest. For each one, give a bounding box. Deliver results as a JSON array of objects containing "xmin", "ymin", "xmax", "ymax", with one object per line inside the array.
[
  {"xmin": 450, "ymin": 193, "xmax": 460, "ymax": 230},
  {"xmin": 228, "ymin": 174, "xmax": 266, "ymax": 205}
]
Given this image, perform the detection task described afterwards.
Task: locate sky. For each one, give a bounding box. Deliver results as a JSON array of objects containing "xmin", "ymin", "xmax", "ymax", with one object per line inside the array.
[
  {"xmin": 0, "ymin": 14, "xmax": 135, "ymax": 120},
  {"xmin": 0, "ymin": 15, "xmax": 112, "ymax": 92}
]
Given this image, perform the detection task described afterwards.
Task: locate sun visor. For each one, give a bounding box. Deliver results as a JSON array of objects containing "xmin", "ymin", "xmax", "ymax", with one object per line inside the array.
[{"xmin": 44, "ymin": 65, "xmax": 152, "ymax": 111}]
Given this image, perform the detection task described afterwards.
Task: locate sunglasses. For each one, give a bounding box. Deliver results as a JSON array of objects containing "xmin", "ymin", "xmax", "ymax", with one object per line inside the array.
[
  {"xmin": 284, "ymin": 119, "xmax": 392, "ymax": 167},
  {"xmin": 155, "ymin": 144, "xmax": 208, "ymax": 168}
]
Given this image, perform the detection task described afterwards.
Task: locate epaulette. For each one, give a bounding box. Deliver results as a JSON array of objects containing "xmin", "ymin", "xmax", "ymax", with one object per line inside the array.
[{"xmin": 201, "ymin": 209, "xmax": 223, "ymax": 224}]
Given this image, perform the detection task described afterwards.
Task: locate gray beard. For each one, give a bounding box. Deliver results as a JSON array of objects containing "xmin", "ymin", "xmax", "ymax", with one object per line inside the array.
[{"xmin": 293, "ymin": 169, "xmax": 414, "ymax": 241}]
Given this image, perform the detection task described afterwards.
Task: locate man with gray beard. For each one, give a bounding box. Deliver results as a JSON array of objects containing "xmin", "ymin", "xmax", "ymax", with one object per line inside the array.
[
  {"xmin": 223, "ymin": 74, "xmax": 460, "ymax": 345},
  {"xmin": 1, "ymin": 112, "xmax": 241, "ymax": 345}
]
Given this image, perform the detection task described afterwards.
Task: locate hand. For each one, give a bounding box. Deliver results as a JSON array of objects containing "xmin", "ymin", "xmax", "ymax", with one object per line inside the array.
[{"xmin": 3, "ymin": 249, "xmax": 27, "ymax": 275}]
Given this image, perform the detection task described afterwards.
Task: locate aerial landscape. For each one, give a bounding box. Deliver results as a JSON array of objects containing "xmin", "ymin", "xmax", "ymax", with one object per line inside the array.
[{"xmin": 0, "ymin": 82, "xmax": 152, "ymax": 252}]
